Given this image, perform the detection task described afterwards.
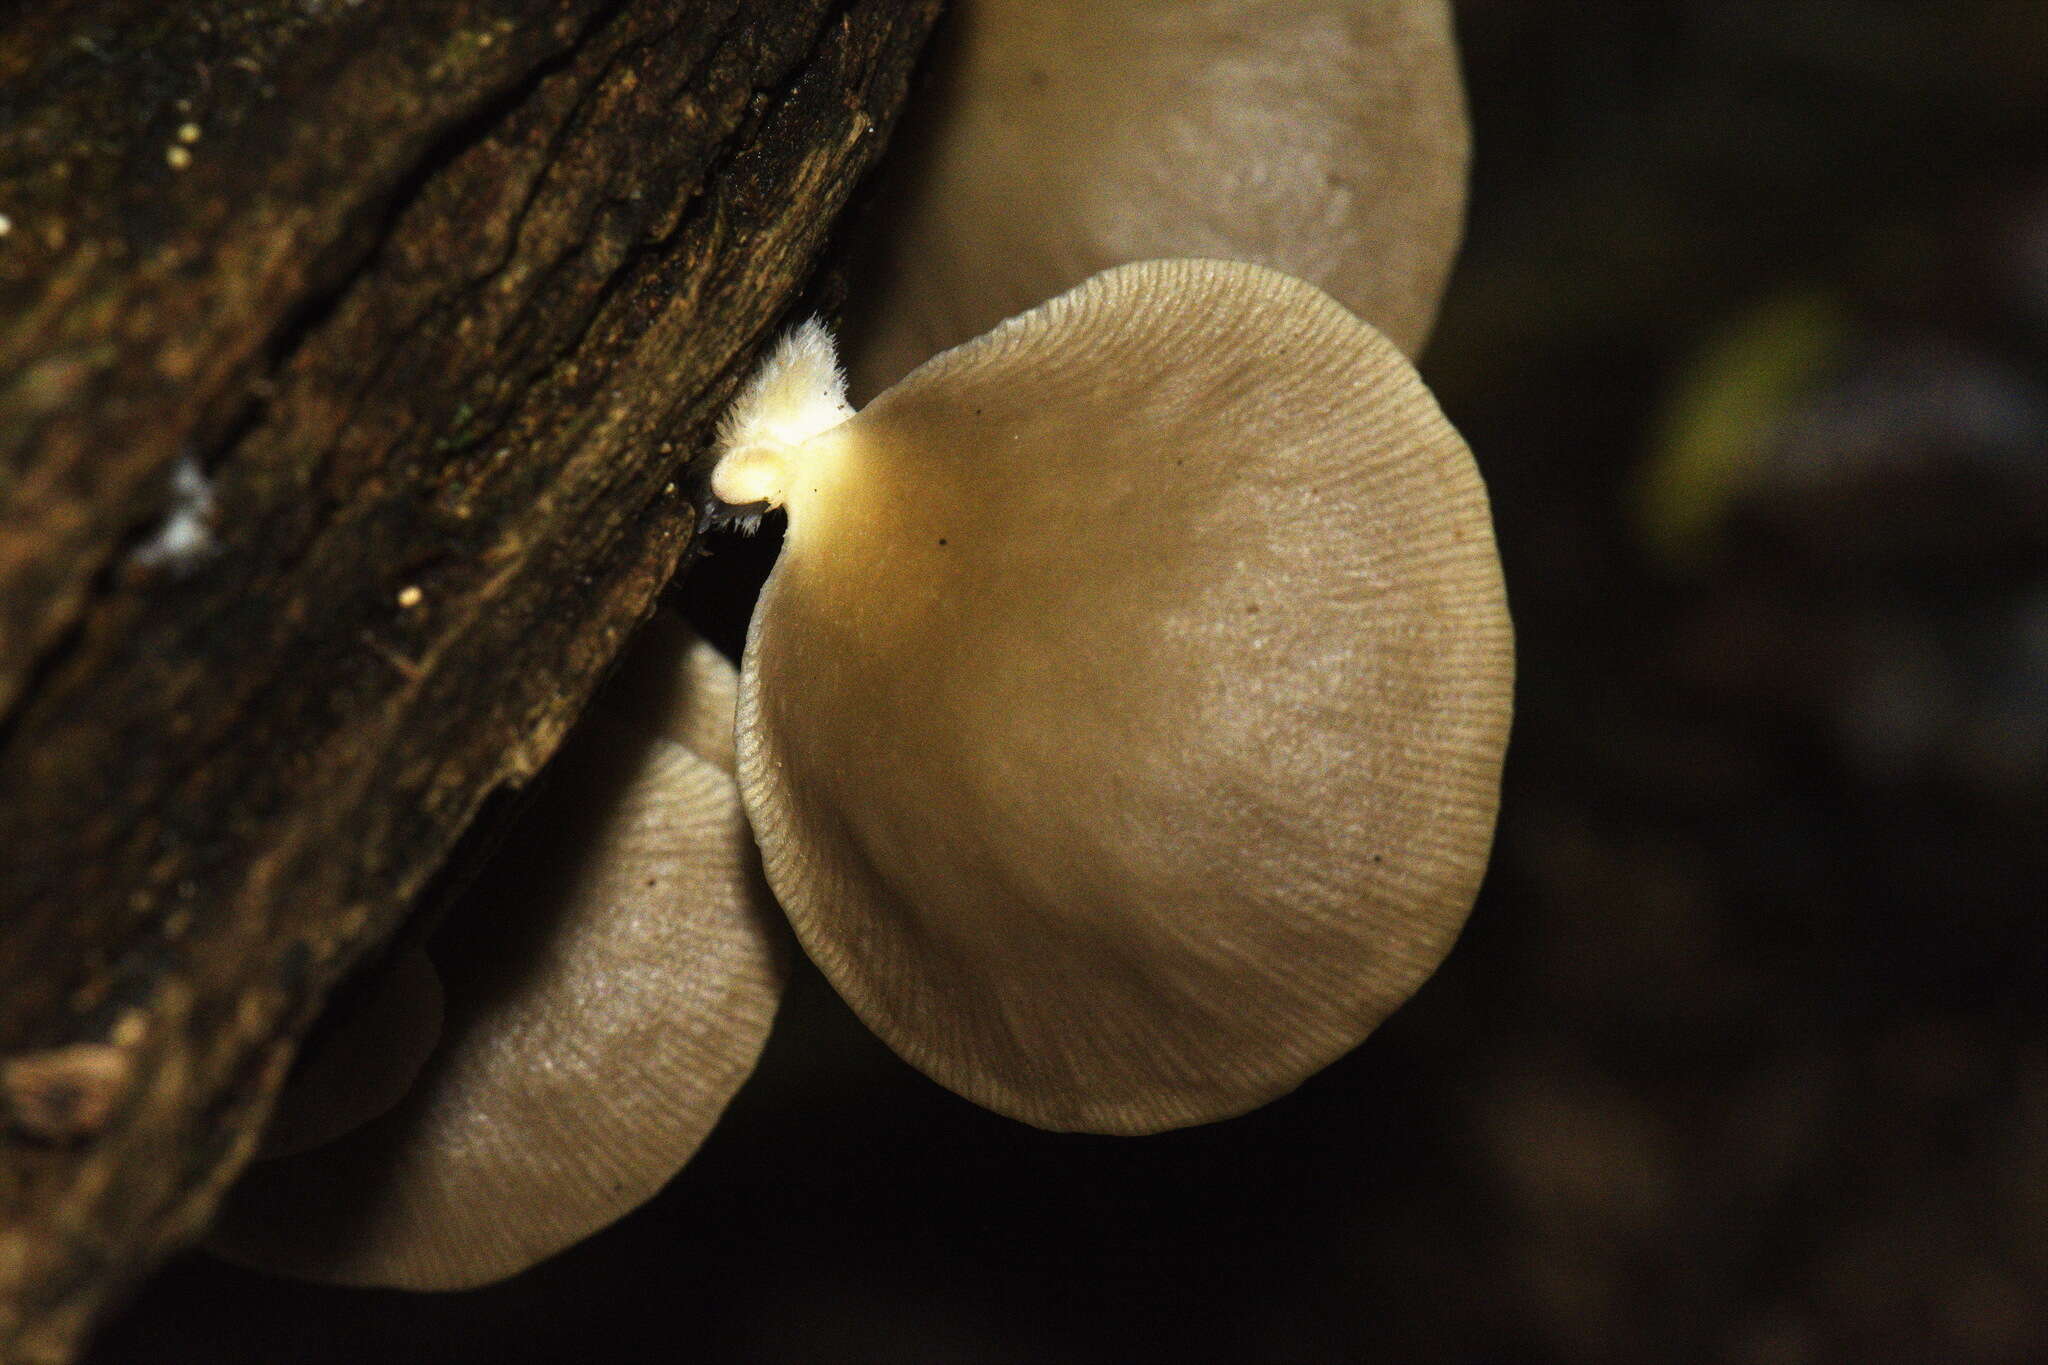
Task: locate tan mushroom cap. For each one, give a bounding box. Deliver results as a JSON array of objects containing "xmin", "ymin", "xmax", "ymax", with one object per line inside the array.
[
  {"xmin": 257, "ymin": 947, "xmax": 445, "ymax": 1161},
  {"xmin": 242, "ymin": 615, "xmax": 736, "ymax": 1169},
  {"xmin": 736, "ymin": 259, "xmax": 1512, "ymax": 1135},
  {"xmin": 842, "ymin": 0, "xmax": 1469, "ymax": 400},
  {"xmin": 211, "ymin": 644, "xmax": 785, "ymax": 1289}
]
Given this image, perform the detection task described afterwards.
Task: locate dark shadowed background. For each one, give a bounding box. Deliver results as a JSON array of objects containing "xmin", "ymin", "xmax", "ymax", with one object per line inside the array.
[{"xmin": 93, "ymin": 1, "xmax": 2048, "ymax": 1361}]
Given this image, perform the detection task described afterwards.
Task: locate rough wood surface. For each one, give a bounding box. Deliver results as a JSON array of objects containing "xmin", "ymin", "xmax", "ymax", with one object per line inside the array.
[{"xmin": 0, "ymin": 1, "xmax": 941, "ymax": 1359}]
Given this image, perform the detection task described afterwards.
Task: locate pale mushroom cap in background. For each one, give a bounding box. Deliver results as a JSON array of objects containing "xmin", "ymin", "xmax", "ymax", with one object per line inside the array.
[
  {"xmin": 841, "ymin": 0, "xmax": 1470, "ymax": 401},
  {"xmin": 740, "ymin": 259, "xmax": 1512, "ymax": 1134}
]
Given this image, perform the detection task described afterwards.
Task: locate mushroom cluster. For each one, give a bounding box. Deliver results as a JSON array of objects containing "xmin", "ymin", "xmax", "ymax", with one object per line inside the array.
[{"xmin": 209, "ymin": 0, "xmax": 1510, "ymax": 1290}]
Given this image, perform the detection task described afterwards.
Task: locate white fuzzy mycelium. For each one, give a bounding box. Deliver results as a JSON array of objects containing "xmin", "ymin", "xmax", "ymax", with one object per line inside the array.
[{"xmin": 710, "ymin": 320, "xmax": 854, "ymax": 511}]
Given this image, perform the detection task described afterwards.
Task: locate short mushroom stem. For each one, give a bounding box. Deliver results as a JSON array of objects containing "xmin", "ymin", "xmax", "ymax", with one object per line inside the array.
[{"xmin": 709, "ymin": 443, "xmax": 795, "ymax": 510}]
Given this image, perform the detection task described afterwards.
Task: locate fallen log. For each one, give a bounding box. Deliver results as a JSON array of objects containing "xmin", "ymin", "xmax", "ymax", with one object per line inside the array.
[{"xmin": 0, "ymin": 2, "xmax": 940, "ymax": 1359}]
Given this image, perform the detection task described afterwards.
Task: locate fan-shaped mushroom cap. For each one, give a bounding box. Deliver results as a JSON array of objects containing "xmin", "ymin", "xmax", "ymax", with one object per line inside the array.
[
  {"xmin": 731, "ymin": 259, "xmax": 1512, "ymax": 1135},
  {"xmin": 210, "ymin": 644, "xmax": 785, "ymax": 1289},
  {"xmin": 843, "ymin": 0, "xmax": 1469, "ymax": 399}
]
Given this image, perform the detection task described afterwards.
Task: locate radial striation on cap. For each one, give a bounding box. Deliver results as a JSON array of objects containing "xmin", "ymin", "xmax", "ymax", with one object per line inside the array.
[
  {"xmin": 841, "ymin": 0, "xmax": 1470, "ymax": 399},
  {"xmin": 739, "ymin": 258, "xmax": 1512, "ymax": 1135},
  {"xmin": 211, "ymin": 678, "xmax": 786, "ymax": 1288}
]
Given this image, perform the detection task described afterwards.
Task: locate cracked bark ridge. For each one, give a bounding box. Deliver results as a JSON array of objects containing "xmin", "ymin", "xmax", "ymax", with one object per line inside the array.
[{"xmin": 0, "ymin": 1, "xmax": 941, "ymax": 1360}]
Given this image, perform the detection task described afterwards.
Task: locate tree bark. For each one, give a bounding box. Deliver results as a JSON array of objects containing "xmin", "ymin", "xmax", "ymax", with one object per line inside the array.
[{"xmin": 0, "ymin": 1, "xmax": 941, "ymax": 1359}]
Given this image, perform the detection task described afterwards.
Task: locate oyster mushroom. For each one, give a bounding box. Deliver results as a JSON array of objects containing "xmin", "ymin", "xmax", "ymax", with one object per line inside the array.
[
  {"xmin": 716, "ymin": 258, "xmax": 1512, "ymax": 1134},
  {"xmin": 842, "ymin": 0, "xmax": 1470, "ymax": 399},
  {"xmin": 213, "ymin": 257, "xmax": 1509, "ymax": 1288},
  {"xmin": 208, "ymin": 631, "xmax": 784, "ymax": 1289}
]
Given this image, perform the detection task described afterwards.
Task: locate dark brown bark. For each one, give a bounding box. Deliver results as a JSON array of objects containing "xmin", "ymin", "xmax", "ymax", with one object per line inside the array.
[{"xmin": 0, "ymin": 1, "xmax": 940, "ymax": 1359}]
